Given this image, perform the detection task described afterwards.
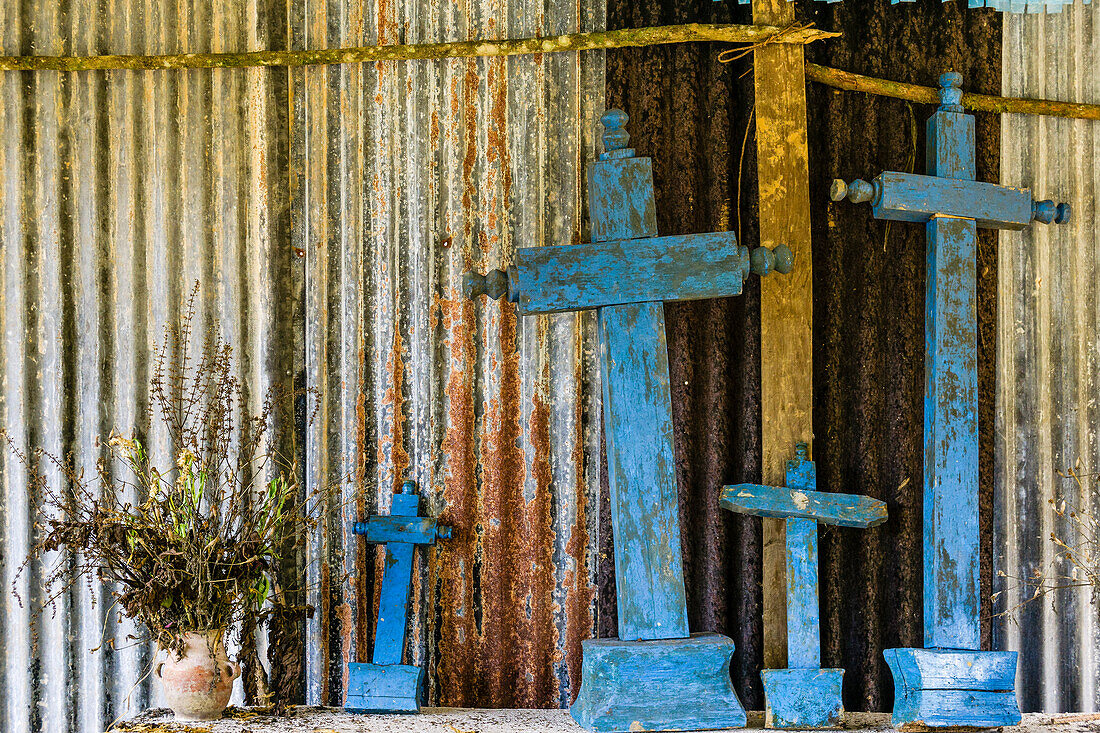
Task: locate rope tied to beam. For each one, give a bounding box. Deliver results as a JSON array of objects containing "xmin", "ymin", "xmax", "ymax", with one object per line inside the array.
[{"xmin": 716, "ymin": 22, "xmax": 822, "ymax": 64}]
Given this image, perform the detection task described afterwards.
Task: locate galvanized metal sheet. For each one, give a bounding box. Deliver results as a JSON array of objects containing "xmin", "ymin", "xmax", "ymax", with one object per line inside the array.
[
  {"xmin": 996, "ymin": 0, "xmax": 1100, "ymax": 712},
  {"xmin": 289, "ymin": 0, "xmax": 605, "ymax": 708},
  {"xmin": 0, "ymin": 1, "xmax": 293, "ymax": 730}
]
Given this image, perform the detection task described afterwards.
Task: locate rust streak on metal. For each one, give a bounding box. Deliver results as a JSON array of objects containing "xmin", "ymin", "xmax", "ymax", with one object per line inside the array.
[
  {"xmin": 335, "ymin": 601, "xmax": 354, "ymax": 703},
  {"xmin": 434, "ymin": 287, "xmax": 479, "ymax": 705},
  {"xmin": 525, "ymin": 371, "xmax": 559, "ymax": 706},
  {"xmin": 563, "ymin": 351, "xmax": 594, "ymax": 702},
  {"xmin": 379, "ymin": 324, "xmax": 410, "ymax": 490},
  {"xmin": 478, "ymin": 299, "xmax": 526, "ymax": 706},
  {"xmin": 319, "ymin": 562, "xmax": 332, "ymax": 702},
  {"xmin": 355, "ymin": 344, "xmax": 370, "ymax": 661},
  {"xmin": 487, "ymin": 58, "xmax": 512, "ymax": 219}
]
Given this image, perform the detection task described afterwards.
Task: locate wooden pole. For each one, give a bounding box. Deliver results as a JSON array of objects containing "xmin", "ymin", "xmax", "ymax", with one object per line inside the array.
[
  {"xmin": 0, "ymin": 24, "xmax": 837, "ymax": 72},
  {"xmin": 752, "ymin": 0, "xmax": 814, "ymax": 672},
  {"xmin": 806, "ymin": 62, "xmax": 1100, "ymax": 121}
]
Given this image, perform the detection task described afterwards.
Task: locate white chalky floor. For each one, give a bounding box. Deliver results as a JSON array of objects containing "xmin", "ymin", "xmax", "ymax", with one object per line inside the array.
[{"xmin": 116, "ymin": 709, "xmax": 1100, "ymax": 733}]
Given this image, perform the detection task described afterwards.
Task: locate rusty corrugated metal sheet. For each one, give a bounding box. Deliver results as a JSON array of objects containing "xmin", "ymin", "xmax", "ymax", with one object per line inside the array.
[
  {"xmin": 0, "ymin": 1, "xmax": 294, "ymax": 730},
  {"xmin": 289, "ymin": 0, "xmax": 606, "ymax": 708},
  {"xmin": 995, "ymin": 0, "xmax": 1100, "ymax": 712}
]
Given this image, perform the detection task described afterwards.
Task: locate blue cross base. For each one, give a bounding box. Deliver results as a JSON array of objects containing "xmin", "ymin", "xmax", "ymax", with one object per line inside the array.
[
  {"xmin": 345, "ymin": 663, "xmax": 424, "ymax": 714},
  {"xmin": 761, "ymin": 668, "xmax": 844, "ymax": 729},
  {"xmin": 569, "ymin": 633, "xmax": 748, "ymax": 732},
  {"xmin": 884, "ymin": 648, "xmax": 1020, "ymax": 729}
]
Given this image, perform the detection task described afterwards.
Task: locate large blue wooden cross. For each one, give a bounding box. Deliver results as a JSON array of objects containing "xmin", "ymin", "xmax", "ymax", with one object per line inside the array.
[
  {"xmin": 830, "ymin": 72, "xmax": 1069, "ymax": 728},
  {"xmin": 346, "ymin": 479, "xmax": 451, "ymax": 713},
  {"xmin": 721, "ymin": 443, "xmax": 887, "ymax": 728},
  {"xmin": 465, "ymin": 109, "xmax": 792, "ymax": 732}
]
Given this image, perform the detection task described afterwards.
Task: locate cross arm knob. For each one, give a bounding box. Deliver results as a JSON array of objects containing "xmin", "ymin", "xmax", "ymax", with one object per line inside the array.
[
  {"xmin": 749, "ymin": 244, "xmax": 795, "ymax": 276},
  {"xmin": 830, "ymin": 178, "xmax": 878, "ymax": 205},
  {"xmin": 463, "ymin": 266, "xmax": 518, "ymax": 303},
  {"xmin": 1031, "ymin": 199, "xmax": 1071, "ymax": 225}
]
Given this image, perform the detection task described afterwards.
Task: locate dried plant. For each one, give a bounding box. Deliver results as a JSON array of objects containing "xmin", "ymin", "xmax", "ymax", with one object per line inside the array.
[
  {"xmin": 6, "ymin": 283, "xmax": 329, "ymax": 674},
  {"xmin": 995, "ymin": 463, "xmax": 1100, "ymax": 618}
]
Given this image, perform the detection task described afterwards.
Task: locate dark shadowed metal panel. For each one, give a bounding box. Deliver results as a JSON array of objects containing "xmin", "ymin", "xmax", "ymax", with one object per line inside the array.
[
  {"xmin": 288, "ymin": 0, "xmax": 606, "ymax": 709},
  {"xmin": 995, "ymin": 0, "xmax": 1100, "ymax": 712},
  {"xmin": 606, "ymin": 0, "xmax": 1003, "ymax": 714},
  {"xmin": 0, "ymin": 1, "xmax": 293, "ymax": 730},
  {"xmin": 805, "ymin": 0, "xmax": 1001, "ymax": 712}
]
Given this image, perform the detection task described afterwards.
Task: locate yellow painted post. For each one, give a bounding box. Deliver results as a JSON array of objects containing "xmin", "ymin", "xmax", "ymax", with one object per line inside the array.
[{"xmin": 752, "ymin": 0, "xmax": 813, "ymax": 670}]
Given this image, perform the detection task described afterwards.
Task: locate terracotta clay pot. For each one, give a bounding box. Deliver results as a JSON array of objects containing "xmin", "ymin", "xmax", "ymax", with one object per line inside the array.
[{"xmin": 154, "ymin": 630, "xmax": 241, "ymax": 721}]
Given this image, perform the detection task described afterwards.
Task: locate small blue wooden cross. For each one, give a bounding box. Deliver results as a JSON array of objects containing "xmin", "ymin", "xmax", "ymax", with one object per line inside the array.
[
  {"xmin": 345, "ymin": 479, "xmax": 451, "ymax": 713},
  {"xmin": 721, "ymin": 443, "xmax": 887, "ymax": 729},
  {"xmin": 466, "ymin": 109, "xmax": 792, "ymax": 733},
  {"xmin": 831, "ymin": 72, "xmax": 1069, "ymax": 728}
]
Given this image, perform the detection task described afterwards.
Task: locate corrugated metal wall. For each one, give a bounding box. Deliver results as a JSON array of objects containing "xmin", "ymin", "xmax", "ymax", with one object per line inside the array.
[
  {"xmin": 804, "ymin": 0, "xmax": 1004, "ymax": 712},
  {"xmin": 289, "ymin": 0, "xmax": 605, "ymax": 709},
  {"xmin": 0, "ymin": 0, "xmax": 294, "ymax": 729},
  {"xmin": 0, "ymin": 0, "xmax": 605, "ymax": 725},
  {"xmin": 996, "ymin": 0, "xmax": 1100, "ymax": 712},
  {"xmin": 4, "ymin": 0, "xmax": 1099, "ymax": 726}
]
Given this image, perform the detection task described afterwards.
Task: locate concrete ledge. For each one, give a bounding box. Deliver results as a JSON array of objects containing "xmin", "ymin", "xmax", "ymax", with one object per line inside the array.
[{"xmin": 117, "ymin": 708, "xmax": 1100, "ymax": 733}]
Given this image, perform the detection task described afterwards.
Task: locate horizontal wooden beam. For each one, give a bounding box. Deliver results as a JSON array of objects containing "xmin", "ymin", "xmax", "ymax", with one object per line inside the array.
[
  {"xmin": 806, "ymin": 62, "xmax": 1100, "ymax": 122},
  {"xmin": 0, "ymin": 24, "xmax": 839, "ymax": 71},
  {"xmin": 839, "ymin": 172, "xmax": 1037, "ymax": 230},
  {"xmin": 511, "ymin": 231, "xmax": 744, "ymax": 315},
  {"xmin": 720, "ymin": 484, "xmax": 887, "ymax": 528},
  {"xmin": 353, "ymin": 515, "xmax": 443, "ymax": 545}
]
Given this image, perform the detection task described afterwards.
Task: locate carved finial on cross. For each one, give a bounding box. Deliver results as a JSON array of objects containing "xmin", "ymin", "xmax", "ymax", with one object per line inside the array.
[
  {"xmin": 937, "ymin": 71, "xmax": 964, "ymax": 113},
  {"xmin": 599, "ymin": 109, "xmax": 633, "ymax": 160}
]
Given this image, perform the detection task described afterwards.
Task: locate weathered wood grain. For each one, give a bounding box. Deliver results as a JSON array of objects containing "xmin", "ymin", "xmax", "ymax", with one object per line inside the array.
[
  {"xmin": 583, "ymin": 115, "xmax": 690, "ymax": 643},
  {"xmin": 598, "ymin": 302, "xmax": 690, "ymax": 641},
  {"xmin": 720, "ymin": 483, "xmax": 888, "ymax": 529},
  {"xmin": 587, "ymin": 155, "xmax": 658, "ymax": 243},
  {"xmin": 785, "ymin": 517, "xmax": 821, "ymax": 670},
  {"xmin": 833, "ymin": 73, "xmax": 1034, "ymax": 728},
  {"xmin": 345, "ymin": 663, "xmax": 424, "ymax": 714},
  {"xmin": 865, "ymin": 173, "xmax": 1033, "ymax": 229},
  {"xmin": 563, "ymin": 110, "xmax": 748, "ymax": 730},
  {"xmin": 356, "ymin": 515, "xmax": 443, "ymax": 546},
  {"xmin": 372, "ymin": 492, "xmax": 420, "ymax": 666},
  {"xmin": 0, "ymin": 24, "xmax": 840, "ymax": 71},
  {"xmin": 569, "ymin": 633, "xmax": 748, "ymax": 732},
  {"xmin": 753, "ymin": 0, "xmax": 814, "ymax": 672},
  {"xmin": 721, "ymin": 444, "xmax": 882, "ymax": 728},
  {"xmin": 761, "ymin": 668, "xmax": 845, "ymax": 729},
  {"xmin": 883, "ymin": 649, "xmax": 1020, "ymax": 728},
  {"xmin": 923, "ymin": 215, "xmax": 980, "ymax": 651},
  {"xmin": 511, "ymin": 232, "xmax": 745, "ymax": 315},
  {"xmin": 881, "ymin": 173, "xmax": 1031, "ymax": 228},
  {"xmin": 806, "ymin": 62, "xmax": 1100, "ymax": 122}
]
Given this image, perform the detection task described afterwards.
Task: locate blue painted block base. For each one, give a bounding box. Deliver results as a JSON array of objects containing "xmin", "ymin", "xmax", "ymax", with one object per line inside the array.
[
  {"xmin": 345, "ymin": 662, "xmax": 424, "ymax": 714},
  {"xmin": 884, "ymin": 648, "xmax": 1021, "ymax": 729},
  {"xmin": 761, "ymin": 668, "xmax": 844, "ymax": 729},
  {"xmin": 570, "ymin": 632, "xmax": 747, "ymax": 732}
]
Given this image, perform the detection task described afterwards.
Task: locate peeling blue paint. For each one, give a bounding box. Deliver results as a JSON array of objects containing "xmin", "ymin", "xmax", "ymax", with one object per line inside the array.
[{"xmin": 830, "ymin": 72, "xmax": 1072, "ymax": 728}]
